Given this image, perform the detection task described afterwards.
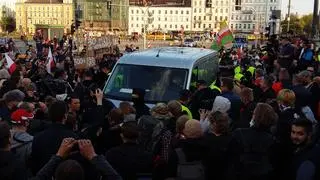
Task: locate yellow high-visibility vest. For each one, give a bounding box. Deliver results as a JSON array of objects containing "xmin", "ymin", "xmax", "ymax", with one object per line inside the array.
[
  {"xmin": 234, "ymin": 73, "xmax": 244, "ymax": 82},
  {"xmin": 234, "ymin": 66, "xmax": 241, "ymax": 74},
  {"xmin": 247, "ymin": 66, "xmax": 256, "ymax": 76},
  {"xmin": 181, "ymin": 105, "xmax": 193, "ymax": 119}
]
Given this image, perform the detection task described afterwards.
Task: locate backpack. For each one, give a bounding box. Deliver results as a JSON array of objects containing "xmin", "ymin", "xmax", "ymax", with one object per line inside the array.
[
  {"xmin": 175, "ymin": 148, "xmax": 206, "ymax": 180},
  {"xmin": 137, "ymin": 115, "xmax": 160, "ymax": 152},
  {"xmin": 238, "ymin": 129, "xmax": 273, "ymax": 177}
]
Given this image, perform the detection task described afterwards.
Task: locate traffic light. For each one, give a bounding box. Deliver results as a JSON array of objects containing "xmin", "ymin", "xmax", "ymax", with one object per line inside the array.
[
  {"xmin": 75, "ymin": 20, "xmax": 82, "ymax": 30},
  {"xmin": 107, "ymin": 0, "xmax": 111, "ymax": 9},
  {"xmin": 71, "ymin": 23, "xmax": 75, "ymax": 35},
  {"xmin": 235, "ymin": 0, "xmax": 241, "ymax": 10}
]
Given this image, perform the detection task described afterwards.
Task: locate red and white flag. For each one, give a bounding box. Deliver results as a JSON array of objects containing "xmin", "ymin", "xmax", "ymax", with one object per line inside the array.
[
  {"xmin": 4, "ymin": 53, "xmax": 16, "ymax": 74},
  {"xmin": 46, "ymin": 47, "xmax": 55, "ymax": 74}
]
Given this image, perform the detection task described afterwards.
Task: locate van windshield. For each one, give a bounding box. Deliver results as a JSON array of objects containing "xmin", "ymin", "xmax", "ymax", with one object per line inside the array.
[{"xmin": 104, "ymin": 64, "xmax": 189, "ymax": 103}]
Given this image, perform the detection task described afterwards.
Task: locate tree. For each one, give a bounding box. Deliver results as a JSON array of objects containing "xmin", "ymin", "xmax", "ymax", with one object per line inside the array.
[
  {"xmin": 300, "ymin": 14, "xmax": 313, "ymax": 34},
  {"xmin": 0, "ymin": 16, "xmax": 16, "ymax": 33},
  {"xmin": 281, "ymin": 13, "xmax": 314, "ymax": 35},
  {"xmin": 281, "ymin": 14, "xmax": 303, "ymax": 34}
]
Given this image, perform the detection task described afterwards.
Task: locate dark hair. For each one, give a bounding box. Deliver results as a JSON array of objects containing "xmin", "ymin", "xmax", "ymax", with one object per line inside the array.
[
  {"xmin": 67, "ymin": 94, "xmax": 80, "ymax": 104},
  {"xmin": 0, "ymin": 122, "xmax": 10, "ymax": 148},
  {"xmin": 263, "ymin": 76, "xmax": 274, "ymax": 88},
  {"xmin": 208, "ymin": 111, "xmax": 229, "ymax": 135},
  {"xmin": 55, "ymin": 160, "xmax": 84, "ymax": 180},
  {"xmin": 48, "ymin": 100, "xmax": 68, "ymax": 123},
  {"xmin": 292, "ymin": 118, "xmax": 313, "ymax": 135},
  {"xmin": 254, "ymin": 103, "xmax": 278, "ymax": 128},
  {"xmin": 121, "ymin": 122, "xmax": 139, "ymax": 140},
  {"xmin": 221, "ymin": 77, "xmax": 234, "ymax": 90}
]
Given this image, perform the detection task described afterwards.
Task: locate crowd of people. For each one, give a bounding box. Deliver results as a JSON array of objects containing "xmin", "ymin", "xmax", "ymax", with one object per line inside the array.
[{"xmin": 0, "ymin": 31, "xmax": 320, "ymax": 180}]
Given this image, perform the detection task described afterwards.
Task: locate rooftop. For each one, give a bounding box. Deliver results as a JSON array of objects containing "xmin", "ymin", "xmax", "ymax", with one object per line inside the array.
[
  {"xmin": 119, "ymin": 47, "xmax": 217, "ymax": 69},
  {"xmin": 25, "ymin": 0, "xmax": 63, "ymax": 3}
]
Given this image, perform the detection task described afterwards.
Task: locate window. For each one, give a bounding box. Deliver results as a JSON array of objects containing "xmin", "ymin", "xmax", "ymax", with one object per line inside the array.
[
  {"xmin": 165, "ymin": 10, "xmax": 167, "ymax": 14},
  {"xmin": 158, "ymin": 24, "xmax": 161, "ymax": 28},
  {"xmin": 194, "ymin": 16, "xmax": 196, "ymax": 20},
  {"xmin": 176, "ymin": 10, "xmax": 178, "ymax": 14},
  {"xmin": 165, "ymin": 24, "xmax": 167, "ymax": 28},
  {"xmin": 226, "ymin": 8, "xmax": 228, "ymax": 13},
  {"xmin": 214, "ymin": 23, "xmax": 217, "ymax": 28},
  {"xmin": 186, "ymin": 10, "xmax": 189, "ymax": 14},
  {"xmin": 200, "ymin": 1, "xmax": 202, "ymax": 6},
  {"xmin": 131, "ymin": 17, "xmax": 133, "ymax": 20},
  {"xmin": 159, "ymin": 10, "xmax": 161, "ymax": 14},
  {"xmin": 165, "ymin": 17, "xmax": 167, "ymax": 21},
  {"xmin": 131, "ymin": 10, "xmax": 134, "ymax": 14},
  {"xmin": 253, "ymin": 15, "xmax": 256, "ymax": 20},
  {"xmin": 231, "ymin": 24, "xmax": 233, "ymax": 29},
  {"xmin": 194, "ymin": 24, "xmax": 196, "ymax": 28},
  {"xmin": 204, "ymin": 16, "xmax": 206, "ymax": 20},
  {"xmin": 136, "ymin": 17, "xmax": 139, "ymax": 20},
  {"xmin": 215, "ymin": 16, "xmax": 217, "ymax": 20},
  {"xmin": 231, "ymin": 15, "xmax": 234, "ymax": 20},
  {"xmin": 194, "ymin": 8, "xmax": 197, "ymax": 13},
  {"xmin": 235, "ymin": 24, "xmax": 238, "ymax": 29},
  {"xmin": 195, "ymin": 1, "xmax": 197, "ymax": 6},
  {"xmin": 225, "ymin": 16, "xmax": 228, "ymax": 20},
  {"xmin": 203, "ymin": 24, "xmax": 206, "ymax": 28},
  {"xmin": 152, "ymin": 25, "xmax": 154, "ymax": 28},
  {"xmin": 243, "ymin": 24, "xmax": 247, "ymax": 29},
  {"xmin": 186, "ymin": 25, "xmax": 189, "ymax": 29},
  {"xmin": 209, "ymin": 24, "xmax": 211, "ymax": 28},
  {"xmin": 170, "ymin": 10, "xmax": 173, "ymax": 14},
  {"xmin": 198, "ymin": 24, "xmax": 200, "ymax": 28},
  {"xmin": 220, "ymin": 9, "xmax": 223, "ymax": 13},
  {"xmin": 199, "ymin": 8, "xmax": 202, "ymax": 13},
  {"xmin": 199, "ymin": 16, "xmax": 201, "ymax": 20},
  {"xmin": 253, "ymin": 24, "xmax": 255, "ymax": 29},
  {"xmin": 181, "ymin": 10, "xmax": 184, "ymax": 14},
  {"xmin": 215, "ymin": 9, "xmax": 218, "ymax": 13},
  {"xmin": 239, "ymin": 24, "xmax": 242, "ymax": 29},
  {"xmin": 220, "ymin": 16, "xmax": 223, "ymax": 21},
  {"xmin": 175, "ymin": 25, "xmax": 177, "ymax": 28},
  {"xmin": 170, "ymin": 24, "xmax": 172, "ymax": 28},
  {"xmin": 136, "ymin": 10, "xmax": 139, "ymax": 13},
  {"xmin": 248, "ymin": 24, "xmax": 251, "ymax": 29},
  {"xmin": 136, "ymin": 24, "xmax": 139, "ymax": 27},
  {"xmin": 209, "ymin": 16, "xmax": 212, "ymax": 20},
  {"xmin": 236, "ymin": 15, "xmax": 238, "ymax": 20},
  {"xmin": 186, "ymin": 18, "xmax": 189, "ymax": 21},
  {"xmin": 142, "ymin": 17, "xmax": 144, "ymax": 21}
]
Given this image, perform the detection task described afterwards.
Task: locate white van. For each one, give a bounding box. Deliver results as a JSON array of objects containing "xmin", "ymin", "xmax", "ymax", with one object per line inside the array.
[{"xmin": 103, "ymin": 47, "xmax": 219, "ymax": 107}]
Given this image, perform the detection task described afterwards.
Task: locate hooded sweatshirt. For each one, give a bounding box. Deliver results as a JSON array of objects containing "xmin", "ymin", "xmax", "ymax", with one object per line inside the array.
[{"xmin": 10, "ymin": 130, "xmax": 33, "ymax": 169}]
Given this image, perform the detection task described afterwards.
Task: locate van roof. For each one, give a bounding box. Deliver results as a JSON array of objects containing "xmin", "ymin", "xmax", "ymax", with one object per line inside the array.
[{"xmin": 119, "ymin": 47, "xmax": 217, "ymax": 69}]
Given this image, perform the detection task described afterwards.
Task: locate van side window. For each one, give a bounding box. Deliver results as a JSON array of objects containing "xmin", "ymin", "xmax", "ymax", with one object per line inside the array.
[{"xmin": 190, "ymin": 56, "xmax": 217, "ymax": 88}]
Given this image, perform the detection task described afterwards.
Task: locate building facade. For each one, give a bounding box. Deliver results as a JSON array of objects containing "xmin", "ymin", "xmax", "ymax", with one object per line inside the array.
[
  {"xmin": 128, "ymin": 0, "xmax": 231, "ymax": 34},
  {"xmin": 229, "ymin": 0, "xmax": 281, "ymax": 34},
  {"xmin": 15, "ymin": 0, "xmax": 73, "ymax": 38},
  {"xmin": 76, "ymin": 0, "xmax": 129, "ymax": 35}
]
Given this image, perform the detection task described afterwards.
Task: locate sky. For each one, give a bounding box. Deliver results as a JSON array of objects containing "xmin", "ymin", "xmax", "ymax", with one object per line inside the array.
[{"xmin": 282, "ymin": 0, "xmax": 314, "ymax": 15}]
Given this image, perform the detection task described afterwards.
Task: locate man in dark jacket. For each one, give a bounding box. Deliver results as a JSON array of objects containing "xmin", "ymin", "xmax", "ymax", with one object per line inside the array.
[
  {"xmin": 31, "ymin": 100, "xmax": 77, "ymax": 174},
  {"xmin": 0, "ymin": 122, "xmax": 27, "ymax": 180},
  {"xmin": 189, "ymin": 80, "xmax": 220, "ymax": 120},
  {"xmin": 106, "ymin": 122, "xmax": 153, "ymax": 179},
  {"xmin": 258, "ymin": 76, "xmax": 276, "ymax": 103},
  {"xmin": 220, "ymin": 78, "xmax": 241, "ymax": 122},
  {"xmin": 132, "ymin": 88, "xmax": 150, "ymax": 120}
]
